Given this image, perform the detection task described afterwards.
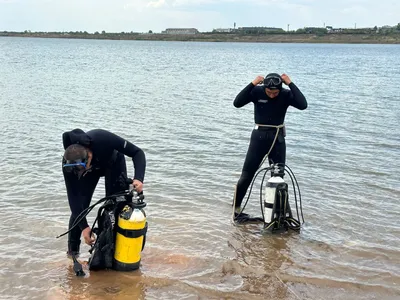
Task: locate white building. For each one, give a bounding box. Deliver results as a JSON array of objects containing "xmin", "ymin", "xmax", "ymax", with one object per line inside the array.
[
  {"xmin": 213, "ymin": 28, "xmax": 233, "ymax": 33},
  {"xmin": 162, "ymin": 28, "xmax": 199, "ymax": 34}
]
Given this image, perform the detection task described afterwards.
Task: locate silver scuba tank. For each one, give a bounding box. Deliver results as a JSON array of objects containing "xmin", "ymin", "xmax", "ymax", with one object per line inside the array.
[
  {"xmin": 264, "ymin": 175, "xmax": 286, "ymax": 223},
  {"xmin": 264, "ymin": 165, "xmax": 292, "ymax": 232}
]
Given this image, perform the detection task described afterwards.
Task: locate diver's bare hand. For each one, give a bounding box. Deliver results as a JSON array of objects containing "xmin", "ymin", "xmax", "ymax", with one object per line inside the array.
[
  {"xmin": 133, "ymin": 179, "xmax": 143, "ymax": 193},
  {"xmin": 82, "ymin": 227, "xmax": 95, "ymax": 245},
  {"xmin": 281, "ymin": 74, "xmax": 292, "ymax": 85},
  {"xmin": 252, "ymin": 75, "xmax": 264, "ymax": 86}
]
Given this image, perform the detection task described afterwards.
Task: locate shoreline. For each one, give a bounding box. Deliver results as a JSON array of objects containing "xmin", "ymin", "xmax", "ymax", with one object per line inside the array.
[{"xmin": 1, "ymin": 32, "xmax": 400, "ymax": 44}]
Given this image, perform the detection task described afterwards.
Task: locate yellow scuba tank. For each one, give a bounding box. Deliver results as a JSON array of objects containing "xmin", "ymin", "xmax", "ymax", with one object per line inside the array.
[{"xmin": 113, "ymin": 204, "xmax": 147, "ymax": 271}]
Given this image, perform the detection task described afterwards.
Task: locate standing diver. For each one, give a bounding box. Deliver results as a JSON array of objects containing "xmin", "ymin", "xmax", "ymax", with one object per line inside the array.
[
  {"xmin": 232, "ymin": 73, "xmax": 307, "ymax": 222},
  {"xmin": 61, "ymin": 128, "xmax": 146, "ymax": 256}
]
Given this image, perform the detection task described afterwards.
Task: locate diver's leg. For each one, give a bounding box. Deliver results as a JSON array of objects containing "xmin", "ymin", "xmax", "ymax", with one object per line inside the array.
[
  {"xmin": 233, "ymin": 130, "xmax": 268, "ymax": 210},
  {"xmin": 104, "ymin": 152, "xmax": 128, "ymax": 196}
]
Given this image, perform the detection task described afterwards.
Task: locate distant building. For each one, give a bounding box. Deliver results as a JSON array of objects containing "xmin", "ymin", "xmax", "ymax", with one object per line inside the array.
[
  {"xmin": 162, "ymin": 28, "xmax": 199, "ymax": 34},
  {"xmin": 238, "ymin": 26, "xmax": 284, "ymax": 33},
  {"xmin": 326, "ymin": 26, "xmax": 343, "ymax": 33},
  {"xmin": 213, "ymin": 28, "xmax": 233, "ymax": 33}
]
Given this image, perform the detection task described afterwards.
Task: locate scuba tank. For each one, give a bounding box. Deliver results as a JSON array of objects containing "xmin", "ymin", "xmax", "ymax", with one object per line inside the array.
[
  {"xmin": 264, "ymin": 165, "xmax": 294, "ymax": 233},
  {"xmin": 87, "ymin": 181, "xmax": 147, "ymax": 272},
  {"xmin": 58, "ymin": 176, "xmax": 149, "ymax": 276},
  {"xmin": 113, "ymin": 197, "xmax": 147, "ymax": 271}
]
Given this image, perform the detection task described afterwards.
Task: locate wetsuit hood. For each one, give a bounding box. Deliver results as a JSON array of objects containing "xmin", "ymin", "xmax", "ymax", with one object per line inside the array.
[{"xmin": 62, "ymin": 128, "xmax": 92, "ymax": 150}]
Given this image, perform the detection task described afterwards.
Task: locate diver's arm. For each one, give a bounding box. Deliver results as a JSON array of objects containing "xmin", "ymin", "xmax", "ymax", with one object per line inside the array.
[
  {"xmin": 287, "ymin": 82, "xmax": 308, "ymax": 110},
  {"xmin": 121, "ymin": 142, "xmax": 146, "ymax": 183},
  {"xmin": 233, "ymin": 83, "xmax": 257, "ymax": 108},
  {"xmin": 103, "ymin": 131, "xmax": 146, "ymax": 182}
]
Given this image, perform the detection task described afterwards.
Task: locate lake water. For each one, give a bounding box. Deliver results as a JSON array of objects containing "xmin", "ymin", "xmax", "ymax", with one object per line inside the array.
[{"xmin": 0, "ymin": 37, "xmax": 399, "ymax": 300}]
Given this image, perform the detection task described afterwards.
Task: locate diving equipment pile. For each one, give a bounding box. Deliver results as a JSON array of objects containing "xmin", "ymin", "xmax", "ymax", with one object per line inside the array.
[
  {"xmin": 57, "ymin": 178, "xmax": 147, "ymax": 276},
  {"xmin": 234, "ymin": 163, "xmax": 304, "ymax": 233}
]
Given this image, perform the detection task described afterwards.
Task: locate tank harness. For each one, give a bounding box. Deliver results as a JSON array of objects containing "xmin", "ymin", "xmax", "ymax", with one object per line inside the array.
[{"xmin": 56, "ymin": 178, "xmax": 147, "ymax": 276}]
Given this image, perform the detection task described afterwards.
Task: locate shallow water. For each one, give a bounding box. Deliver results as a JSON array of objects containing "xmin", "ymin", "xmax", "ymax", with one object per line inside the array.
[{"xmin": 0, "ymin": 37, "xmax": 399, "ymax": 300}]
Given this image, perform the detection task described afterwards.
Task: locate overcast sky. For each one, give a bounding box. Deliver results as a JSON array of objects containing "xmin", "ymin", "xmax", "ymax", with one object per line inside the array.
[{"xmin": 0, "ymin": 0, "xmax": 399, "ymax": 33}]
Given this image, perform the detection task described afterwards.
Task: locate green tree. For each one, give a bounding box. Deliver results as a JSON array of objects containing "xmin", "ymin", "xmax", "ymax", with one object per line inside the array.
[
  {"xmin": 397, "ymin": 23, "xmax": 400, "ymax": 30},
  {"xmin": 148, "ymin": 30, "xmax": 153, "ymax": 33}
]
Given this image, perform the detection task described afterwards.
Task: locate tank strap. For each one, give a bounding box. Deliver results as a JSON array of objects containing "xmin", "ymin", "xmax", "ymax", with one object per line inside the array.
[{"xmin": 116, "ymin": 222, "xmax": 148, "ymax": 238}]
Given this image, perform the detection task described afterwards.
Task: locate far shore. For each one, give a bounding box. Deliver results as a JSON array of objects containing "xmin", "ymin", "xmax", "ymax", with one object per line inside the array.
[{"xmin": 2, "ymin": 32, "xmax": 400, "ymax": 44}]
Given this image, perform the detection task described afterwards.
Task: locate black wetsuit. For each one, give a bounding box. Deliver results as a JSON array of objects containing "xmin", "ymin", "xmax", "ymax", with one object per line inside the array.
[
  {"xmin": 62, "ymin": 128, "xmax": 146, "ymax": 253},
  {"xmin": 233, "ymin": 82, "xmax": 307, "ymax": 208}
]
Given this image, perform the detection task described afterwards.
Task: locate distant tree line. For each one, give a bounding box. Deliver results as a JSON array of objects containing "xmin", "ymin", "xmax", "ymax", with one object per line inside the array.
[
  {"xmin": 0, "ymin": 30, "xmax": 142, "ymax": 39},
  {"xmin": 209, "ymin": 23, "xmax": 400, "ymax": 35}
]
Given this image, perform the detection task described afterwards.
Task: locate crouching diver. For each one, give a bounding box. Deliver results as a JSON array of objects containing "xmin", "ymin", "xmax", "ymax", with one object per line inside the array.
[
  {"xmin": 232, "ymin": 73, "xmax": 307, "ymax": 228},
  {"xmin": 60, "ymin": 128, "xmax": 146, "ymax": 259}
]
